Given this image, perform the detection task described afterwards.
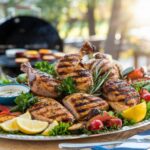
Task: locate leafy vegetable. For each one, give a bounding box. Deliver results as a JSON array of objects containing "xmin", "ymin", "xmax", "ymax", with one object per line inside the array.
[
  {"xmin": 89, "ymin": 68, "xmax": 111, "ymax": 95},
  {"xmin": 49, "ymin": 122, "xmax": 71, "ymax": 136},
  {"xmin": 11, "ymin": 93, "xmax": 38, "ymax": 113},
  {"xmin": 0, "ymin": 75, "xmax": 12, "ymax": 85},
  {"xmin": 145, "ymin": 102, "xmax": 150, "ymax": 120},
  {"xmin": 132, "ymin": 80, "xmax": 150, "ymax": 92},
  {"xmin": 57, "ymin": 77, "xmax": 77, "ymax": 95},
  {"xmin": 35, "ymin": 61, "xmax": 57, "ymax": 77}
]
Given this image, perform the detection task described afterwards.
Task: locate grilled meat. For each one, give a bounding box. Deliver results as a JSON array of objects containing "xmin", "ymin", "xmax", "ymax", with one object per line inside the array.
[
  {"xmin": 56, "ymin": 54, "xmax": 93, "ymax": 92},
  {"xmin": 102, "ymin": 79, "xmax": 140, "ymax": 112},
  {"xmin": 21, "ymin": 62, "xmax": 60, "ymax": 98},
  {"xmin": 63, "ymin": 93, "xmax": 109, "ymax": 120},
  {"xmin": 29, "ymin": 97, "xmax": 75, "ymax": 123},
  {"xmin": 82, "ymin": 52, "xmax": 121, "ymax": 81}
]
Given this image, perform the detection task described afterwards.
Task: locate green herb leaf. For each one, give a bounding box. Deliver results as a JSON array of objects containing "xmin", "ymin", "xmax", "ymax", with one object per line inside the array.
[
  {"xmin": 57, "ymin": 77, "xmax": 77, "ymax": 96},
  {"xmin": 89, "ymin": 68, "xmax": 111, "ymax": 95},
  {"xmin": 49, "ymin": 122, "xmax": 71, "ymax": 136},
  {"xmin": 11, "ymin": 93, "xmax": 38, "ymax": 113},
  {"xmin": 35, "ymin": 61, "xmax": 57, "ymax": 77}
]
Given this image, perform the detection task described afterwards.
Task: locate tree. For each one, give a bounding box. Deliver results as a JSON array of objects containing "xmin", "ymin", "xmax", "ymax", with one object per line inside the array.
[
  {"xmin": 104, "ymin": 0, "xmax": 122, "ymax": 59},
  {"xmin": 87, "ymin": 0, "xmax": 96, "ymax": 36}
]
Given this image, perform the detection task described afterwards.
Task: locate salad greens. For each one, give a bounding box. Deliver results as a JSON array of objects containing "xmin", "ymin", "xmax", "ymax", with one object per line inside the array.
[
  {"xmin": 57, "ymin": 77, "xmax": 77, "ymax": 96},
  {"xmin": 11, "ymin": 93, "xmax": 38, "ymax": 113},
  {"xmin": 35, "ymin": 61, "xmax": 57, "ymax": 77},
  {"xmin": 145, "ymin": 101, "xmax": 150, "ymax": 120},
  {"xmin": 49, "ymin": 122, "xmax": 71, "ymax": 136}
]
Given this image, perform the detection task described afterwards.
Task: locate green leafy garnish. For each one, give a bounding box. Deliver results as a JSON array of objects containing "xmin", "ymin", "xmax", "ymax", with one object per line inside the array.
[
  {"xmin": 11, "ymin": 93, "xmax": 38, "ymax": 113},
  {"xmin": 35, "ymin": 61, "xmax": 57, "ymax": 77},
  {"xmin": 145, "ymin": 102, "xmax": 150, "ymax": 120},
  {"xmin": 57, "ymin": 77, "xmax": 77, "ymax": 95},
  {"xmin": 89, "ymin": 68, "xmax": 111, "ymax": 95},
  {"xmin": 132, "ymin": 80, "xmax": 150, "ymax": 92},
  {"xmin": 49, "ymin": 122, "xmax": 71, "ymax": 136}
]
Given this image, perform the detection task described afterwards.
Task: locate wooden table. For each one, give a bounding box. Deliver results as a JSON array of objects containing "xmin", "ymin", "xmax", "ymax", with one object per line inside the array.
[{"xmin": 0, "ymin": 124, "xmax": 150, "ymax": 150}]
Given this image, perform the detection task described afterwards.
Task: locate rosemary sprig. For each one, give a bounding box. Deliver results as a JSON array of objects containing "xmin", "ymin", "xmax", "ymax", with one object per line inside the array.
[
  {"xmin": 57, "ymin": 77, "xmax": 77, "ymax": 96},
  {"xmin": 89, "ymin": 67, "xmax": 111, "ymax": 95}
]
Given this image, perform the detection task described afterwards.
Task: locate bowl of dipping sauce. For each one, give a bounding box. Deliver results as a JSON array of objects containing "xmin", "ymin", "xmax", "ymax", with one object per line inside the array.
[{"xmin": 0, "ymin": 84, "xmax": 30, "ymax": 105}]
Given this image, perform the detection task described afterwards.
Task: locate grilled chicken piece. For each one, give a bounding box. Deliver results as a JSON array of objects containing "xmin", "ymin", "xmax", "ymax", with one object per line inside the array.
[
  {"xmin": 29, "ymin": 97, "xmax": 75, "ymax": 123},
  {"xmin": 56, "ymin": 54, "xmax": 93, "ymax": 92},
  {"xmin": 21, "ymin": 62, "xmax": 60, "ymax": 98},
  {"xmin": 82, "ymin": 52, "xmax": 121, "ymax": 81},
  {"xmin": 63, "ymin": 93, "xmax": 109, "ymax": 120},
  {"xmin": 102, "ymin": 79, "xmax": 140, "ymax": 112}
]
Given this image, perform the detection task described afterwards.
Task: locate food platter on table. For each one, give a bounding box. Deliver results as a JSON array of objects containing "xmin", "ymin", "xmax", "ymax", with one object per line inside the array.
[{"xmin": 0, "ymin": 42, "xmax": 150, "ymax": 141}]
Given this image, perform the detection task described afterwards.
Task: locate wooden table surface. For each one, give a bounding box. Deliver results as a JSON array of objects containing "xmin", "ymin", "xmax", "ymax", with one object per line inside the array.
[{"xmin": 0, "ymin": 124, "xmax": 150, "ymax": 150}]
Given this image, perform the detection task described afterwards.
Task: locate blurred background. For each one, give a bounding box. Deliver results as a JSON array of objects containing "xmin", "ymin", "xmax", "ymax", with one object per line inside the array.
[{"xmin": 0, "ymin": 0, "xmax": 150, "ymax": 77}]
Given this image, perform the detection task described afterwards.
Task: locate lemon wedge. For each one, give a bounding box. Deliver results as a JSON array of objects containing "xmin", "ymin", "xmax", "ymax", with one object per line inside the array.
[
  {"xmin": 42, "ymin": 121, "xmax": 58, "ymax": 136},
  {"xmin": 122, "ymin": 102, "xmax": 147, "ymax": 122},
  {"xmin": 0, "ymin": 111, "xmax": 32, "ymax": 132},
  {"xmin": 16, "ymin": 118, "xmax": 48, "ymax": 134}
]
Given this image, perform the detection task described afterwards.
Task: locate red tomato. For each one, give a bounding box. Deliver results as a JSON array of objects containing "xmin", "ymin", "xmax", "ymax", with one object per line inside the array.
[
  {"xmin": 127, "ymin": 68, "xmax": 144, "ymax": 80},
  {"xmin": 140, "ymin": 89, "xmax": 149, "ymax": 99},
  {"xmin": 0, "ymin": 105, "xmax": 10, "ymax": 115},
  {"xmin": 89, "ymin": 120, "xmax": 104, "ymax": 131},
  {"xmin": 106, "ymin": 118, "xmax": 122, "ymax": 128},
  {"xmin": 142, "ymin": 94, "xmax": 150, "ymax": 102},
  {"xmin": 90, "ymin": 111, "xmax": 113, "ymax": 123}
]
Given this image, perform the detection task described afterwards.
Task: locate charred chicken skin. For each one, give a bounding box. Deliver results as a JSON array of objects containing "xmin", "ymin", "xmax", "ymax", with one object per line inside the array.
[
  {"xmin": 21, "ymin": 62, "xmax": 60, "ymax": 98},
  {"xmin": 29, "ymin": 97, "xmax": 75, "ymax": 123},
  {"xmin": 102, "ymin": 79, "xmax": 140, "ymax": 112},
  {"xmin": 63, "ymin": 93, "xmax": 109, "ymax": 120}
]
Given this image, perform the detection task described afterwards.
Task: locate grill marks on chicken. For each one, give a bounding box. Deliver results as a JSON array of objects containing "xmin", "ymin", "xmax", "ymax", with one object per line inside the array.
[
  {"xmin": 21, "ymin": 62, "xmax": 60, "ymax": 98},
  {"xmin": 29, "ymin": 97, "xmax": 75, "ymax": 123},
  {"xmin": 102, "ymin": 80, "xmax": 140, "ymax": 112},
  {"xmin": 63, "ymin": 93, "xmax": 109, "ymax": 120},
  {"xmin": 82, "ymin": 52, "xmax": 121, "ymax": 80},
  {"xmin": 56, "ymin": 54, "xmax": 93, "ymax": 92}
]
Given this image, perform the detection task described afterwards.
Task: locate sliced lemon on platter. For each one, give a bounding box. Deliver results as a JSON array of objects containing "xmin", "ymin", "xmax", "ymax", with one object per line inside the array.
[
  {"xmin": 0, "ymin": 111, "xmax": 31, "ymax": 132},
  {"xmin": 42, "ymin": 121, "xmax": 58, "ymax": 136},
  {"xmin": 122, "ymin": 102, "xmax": 147, "ymax": 123},
  {"xmin": 19, "ymin": 111, "xmax": 32, "ymax": 119},
  {"xmin": 0, "ymin": 118, "xmax": 19, "ymax": 132},
  {"xmin": 16, "ymin": 118, "xmax": 48, "ymax": 134}
]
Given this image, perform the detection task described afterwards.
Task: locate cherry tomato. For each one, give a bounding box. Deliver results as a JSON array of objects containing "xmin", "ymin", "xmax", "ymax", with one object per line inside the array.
[
  {"xmin": 140, "ymin": 89, "xmax": 149, "ymax": 99},
  {"xmin": 89, "ymin": 120, "xmax": 104, "ymax": 131},
  {"xmin": 90, "ymin": 111, "xmax": 113, "ymax": 123},
  {"xmin": 106, "ymin": 118, "xmax": 122, "ymax": 128},
  {"xmin": 142, "ymin": 94, "xmax": 150, "ymax": 102},
  {"xmin": 0, "ymin": 105, "xmax": 10, "ymax": 115},
  {"xmin": 127, "ymin": 68, "xmax": 144, "ymax": 80}
]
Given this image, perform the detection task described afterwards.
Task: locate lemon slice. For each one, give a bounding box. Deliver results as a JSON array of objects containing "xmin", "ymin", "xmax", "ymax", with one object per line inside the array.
[
  {"xmin": 19, "ymin": 111, "xmax": 32, "ymax": 119},
  {"xmin": 0, "ymin": 118, "xmax": 19, "ymax": 132},
  {"xmin": 16, "ymin": 118, "xmax": 48, "ymax": 134},
  {"xmin": 42, "ymin": 121, "xmax": 58, "ymax": 136},
  {"xmin": 122, "ymin": 102, "xmax": 147, "ymax": 122},
  {"xmin": 0, "ymin": 111, "xmax": 32, "ymax": 132}
]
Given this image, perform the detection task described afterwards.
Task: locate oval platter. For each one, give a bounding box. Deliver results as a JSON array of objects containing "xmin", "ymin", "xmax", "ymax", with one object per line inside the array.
[{"xmin": 0, "ymin": 119, "xmax": 150, "ymax": 141}]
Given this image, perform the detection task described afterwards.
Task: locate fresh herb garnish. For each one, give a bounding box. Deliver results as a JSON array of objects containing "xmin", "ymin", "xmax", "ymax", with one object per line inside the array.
[
  {"xmin": 132, "ymin": 80, "xmax": 150, "ymax": 92},
  {"xmin": 11, "ymin": 93, "xmax": 38, "ymax": 113},
  {"xmin": 57, "ymin": 77, "xmax": 77, "ymax": 96},
  {"xmin": 35, "ymin": 61, "xmax": 57, "ymax": 77},
  {"xmin": 145, "ymin": 101, "xmax": 150, "ymax": 120},
  {"xmin": 89, "ymin": 68, "xmax": 111, "ymax": 95},
  {"xmin": 49, "ymin": 122, "xmax": 71, "ymax": 136}
]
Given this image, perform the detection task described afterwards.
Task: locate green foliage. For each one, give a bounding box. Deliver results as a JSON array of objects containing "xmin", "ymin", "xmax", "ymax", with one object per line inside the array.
[
  {"xmin": 35, "ymin": 61, "xmax": 57, "ymax": 77},
  {"xmin": 132, "ymin": 80, "xmax": 150, "ymax": 92},
  {"xmin": 49, "ymin": 122, "xmax": 71, "ymax": 136},
  {"xmin": 57, "ymin": 77, "xmax": 77, "ymax": 96},
  {"xmin": 11, "ymin": 93, "xmax": 38, "ymax": 113},
  {"xmin": 145, "ymin": 102, "xmax": 150, "ymax": 120},
  {"xmin": 89, "ymin": 68, "xmax": 111, "ymax": 96}
]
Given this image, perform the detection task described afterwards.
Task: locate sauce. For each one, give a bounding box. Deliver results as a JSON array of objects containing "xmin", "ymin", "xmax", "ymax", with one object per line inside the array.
[{"xmin": 0, "ymin": 89, "xmax": 21, "ymax": 97}]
